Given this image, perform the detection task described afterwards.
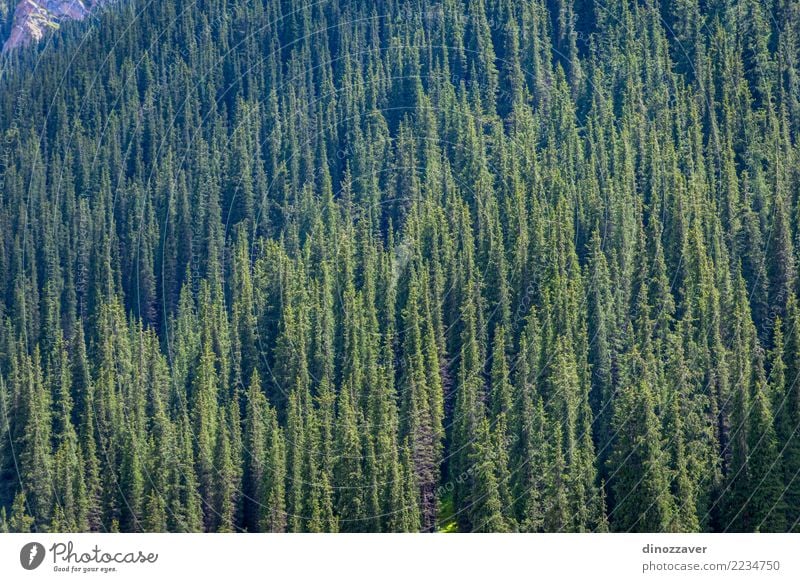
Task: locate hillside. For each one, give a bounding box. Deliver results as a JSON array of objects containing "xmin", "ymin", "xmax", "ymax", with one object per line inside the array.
[{"xmin": 0, "ymin": 0, "xmax": 799, "ymax": 532}]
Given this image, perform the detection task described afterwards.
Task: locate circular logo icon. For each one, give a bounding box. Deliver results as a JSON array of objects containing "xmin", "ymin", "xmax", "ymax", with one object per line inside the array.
[{"xmin": 20, "ymin": 542, "xmax": 46, "ymax": 570}]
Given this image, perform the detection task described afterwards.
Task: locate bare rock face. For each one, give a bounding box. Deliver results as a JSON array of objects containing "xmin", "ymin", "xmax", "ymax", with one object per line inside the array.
[{"xmin": 2, "ymin": 0, "xmax": 108, "ymax": 52}]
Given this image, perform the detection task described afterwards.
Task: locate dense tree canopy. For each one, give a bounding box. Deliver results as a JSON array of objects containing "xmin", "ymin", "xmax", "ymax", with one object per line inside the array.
[{"xmin": 1, "ymin": 0, "xmax": 800, "ymax": 532}]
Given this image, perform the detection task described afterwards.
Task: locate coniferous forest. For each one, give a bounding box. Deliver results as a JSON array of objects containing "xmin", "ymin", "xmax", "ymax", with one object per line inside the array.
[{"xmin": 0, "ymin": 0, "xmax": 800, "ymax": 533}]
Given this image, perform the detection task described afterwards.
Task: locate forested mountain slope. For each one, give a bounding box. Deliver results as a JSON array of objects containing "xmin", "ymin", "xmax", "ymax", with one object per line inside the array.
[
  {"xmin": 0, "ymin": 1, "xmax": 16, "ymax": 47},
  {"xmin": 0, "ymin": 0, "xmax": 799, "ymax": 532}
]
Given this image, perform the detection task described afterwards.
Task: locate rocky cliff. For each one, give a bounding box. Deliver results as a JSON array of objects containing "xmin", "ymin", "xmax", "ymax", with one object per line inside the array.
[{"xmin": 2, "ymin": 0, "xmax": 108, "ymax": 52}]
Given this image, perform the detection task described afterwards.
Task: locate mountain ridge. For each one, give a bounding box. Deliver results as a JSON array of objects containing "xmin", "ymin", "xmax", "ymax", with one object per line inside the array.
[{"xmin": 2, "ymin": 0, "xmax": 108, "ymax": 52}]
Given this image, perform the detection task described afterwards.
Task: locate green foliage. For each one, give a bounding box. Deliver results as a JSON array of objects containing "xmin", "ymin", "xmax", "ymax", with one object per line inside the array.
[{"xmin": 0, "ymin": 0, "xmax": 799, "ymax": 532}]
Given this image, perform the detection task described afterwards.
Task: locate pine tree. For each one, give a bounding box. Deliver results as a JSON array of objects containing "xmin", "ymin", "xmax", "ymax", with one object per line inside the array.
[
  {"xmin": 469, "ymin": 418, "xmax": 509, "ymax": 532},
  {"xmin": 213, "ymin": 407, "xmax": 236, "ymax": 532},
  {"xmin": 334, "ymin": 384, "xmax": 365, "ymax": 531},
  {"xmin": 243, "ymin": 371, "xmax": 267, "ymax": 532},
  {"xmin": 9, "ymin": 491, "xmax": 34, "ymax": 533},
  {"xmin": 192, "ymin": 340, "xmax": 219, "ymax": 531},
  {"xmin": 608, "ymin": 352, "xmax": 675, "ymax": 532},
  {"xmin": 746, "ymin": 379, "xmax": 786, "ymax": 532},
  {"xmin": 777, "ymin": 296, "xmax": 800, "ymax": 530}
]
